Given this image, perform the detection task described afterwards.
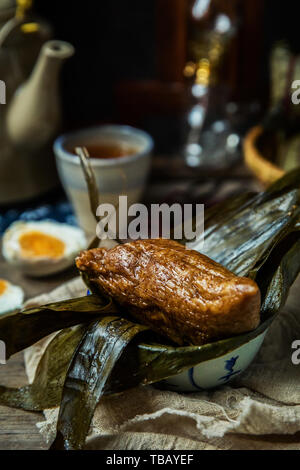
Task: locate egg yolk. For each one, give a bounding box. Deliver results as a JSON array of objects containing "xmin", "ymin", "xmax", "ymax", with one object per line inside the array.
[
  {"xmin": 19, "ymin": 231, "xmax": 65, "ymax": 259},
  {"xmin": 0, "ymin": 280, "xmax": 7, "ymax": 295}
]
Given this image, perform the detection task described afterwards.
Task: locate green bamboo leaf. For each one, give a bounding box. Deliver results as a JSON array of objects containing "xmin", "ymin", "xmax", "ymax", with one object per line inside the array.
[
  {"xmin": 75, "ymin": 146, "xmax": 123, "ymax": 247},
  {"xmin": 75, "ymin": 147, "xmax": 99, "ymax": 225},
  {"xmin": 199, "ymin": 170, "xmax": 300, "ymax": 276},
  {"xmin": 0, "ymin": 325, "xmax": 86, "ymax": 411},
  {"xmin": 195, "ymin": 167, "xmax": 300, "ymax": 248},
  {"xmin": 3, "ymin": 218, "xmax": 300, "ymax": 415},
  {"xmin": 0, "ymin": 294, "xmax": 117, "ymax": 359},
  {"xmin": 255, "ymin": 228, "xmax": 300, "ymax": 316},
  {"xmin": 75, "ymin": 147, "xmax": 100, "ymax": 250},
  {"xmin": 50, "ymin": 316, "xmax": 149, "ymax": 450},
  {"xmin": 204, "ymin": 192, "xmax": 255, "ymax": 232}
]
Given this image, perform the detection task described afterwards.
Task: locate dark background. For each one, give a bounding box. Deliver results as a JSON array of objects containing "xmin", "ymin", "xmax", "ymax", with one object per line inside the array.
[
  {"xmin": 34, "ymin": 0, "xmax": 300, "ymax": 136},
  {"xmin": 35, "ymin": 0, "xmax": 156, "ymax": 127}
]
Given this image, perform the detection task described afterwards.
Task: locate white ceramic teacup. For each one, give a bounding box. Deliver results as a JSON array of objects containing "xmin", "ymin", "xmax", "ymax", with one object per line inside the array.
[{"xmin": 54, "ymin": 125, "xmax": 153, "ymax": 239}]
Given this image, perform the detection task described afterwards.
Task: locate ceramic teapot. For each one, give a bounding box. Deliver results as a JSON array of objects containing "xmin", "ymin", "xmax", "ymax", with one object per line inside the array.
[{"xmin": 0, "ymin": 1, "xmax": 74, "ymax": 204}]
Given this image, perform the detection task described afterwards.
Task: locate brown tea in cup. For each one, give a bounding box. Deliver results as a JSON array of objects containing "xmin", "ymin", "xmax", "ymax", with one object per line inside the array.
[{"xmin": 84, "ymin": 143, "xmax": 138, "ymax": 159}]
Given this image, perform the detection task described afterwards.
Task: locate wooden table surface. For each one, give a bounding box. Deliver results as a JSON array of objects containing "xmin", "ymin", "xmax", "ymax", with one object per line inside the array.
[{"xmin": 0, "ymin": 353, "xmax": 47, "ymax": 450}]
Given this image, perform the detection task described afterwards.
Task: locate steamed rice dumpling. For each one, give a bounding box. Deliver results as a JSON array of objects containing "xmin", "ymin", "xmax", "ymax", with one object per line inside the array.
[{"xmin": 76, "ymin": 239, "xmax": 261, "ymax": 346}]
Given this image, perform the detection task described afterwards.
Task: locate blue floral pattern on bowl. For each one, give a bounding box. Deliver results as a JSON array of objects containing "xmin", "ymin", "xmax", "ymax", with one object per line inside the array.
[{"xmin": 163, "ymin": 331, "xmax": 268, "ymax": 392}]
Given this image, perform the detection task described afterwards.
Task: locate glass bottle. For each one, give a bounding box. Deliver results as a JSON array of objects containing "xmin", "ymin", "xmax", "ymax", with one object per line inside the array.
[{"xmin": 182, "ymin": 0, "xmax": 238, "ymax": 168}]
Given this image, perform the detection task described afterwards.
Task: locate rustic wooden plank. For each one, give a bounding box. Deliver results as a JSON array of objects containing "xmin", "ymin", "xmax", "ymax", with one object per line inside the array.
[{"xmin": 0, "ymin": 353, "xmax": 47, "ymax": 450}]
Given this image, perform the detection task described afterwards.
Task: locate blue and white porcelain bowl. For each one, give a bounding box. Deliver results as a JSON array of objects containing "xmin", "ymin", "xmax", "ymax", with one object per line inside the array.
[
  {"xmin": 87, "ymin": 287, "xmax": 269, "ymax": 392},
  {"xmin": 162, "ymin": 329, "xmax": 268, "ymax": 392}
]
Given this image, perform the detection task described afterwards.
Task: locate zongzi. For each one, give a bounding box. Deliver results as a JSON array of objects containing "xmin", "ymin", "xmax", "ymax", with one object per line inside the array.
[{"xmin": 76, "ymin": 239, "xmax": 261, "ymax": 346}]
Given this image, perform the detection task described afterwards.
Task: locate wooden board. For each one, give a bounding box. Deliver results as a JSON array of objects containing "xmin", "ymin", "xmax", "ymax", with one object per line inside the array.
[{"xmin": 0, "ymin": 352, "xmax": 47, "ymax": 450}]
